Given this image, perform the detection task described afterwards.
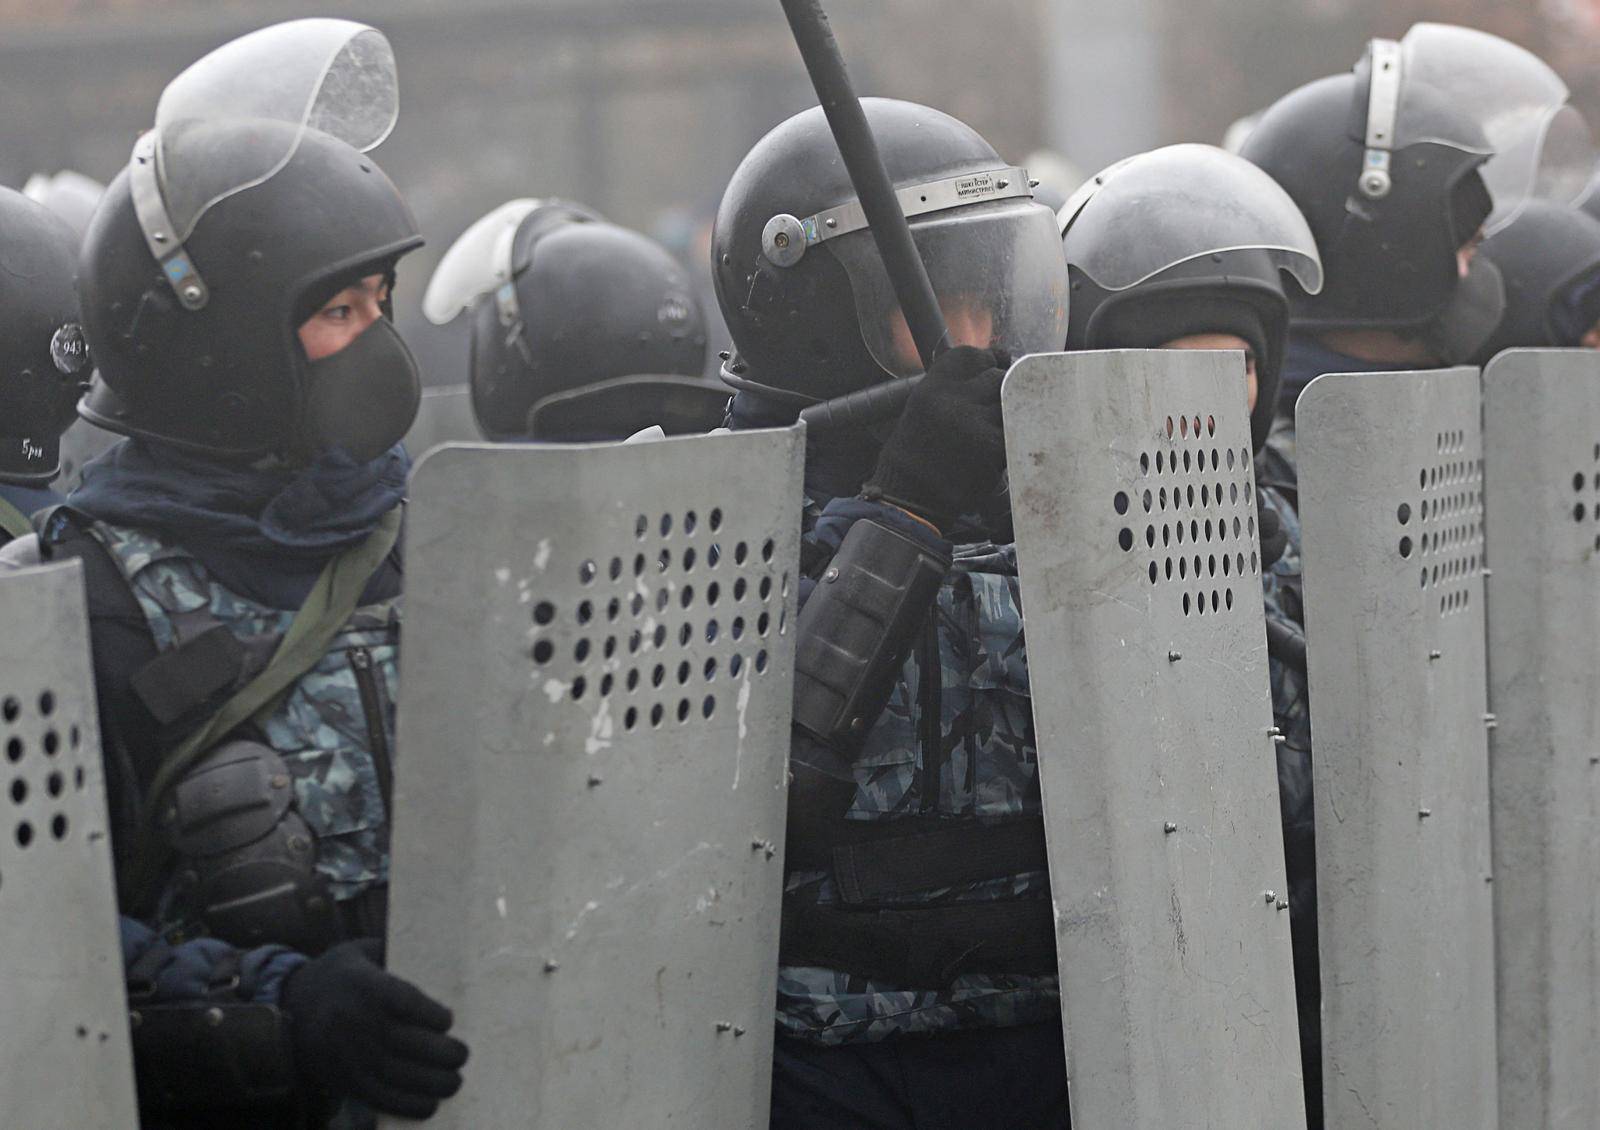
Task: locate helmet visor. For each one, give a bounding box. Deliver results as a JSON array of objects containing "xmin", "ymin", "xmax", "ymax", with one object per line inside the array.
[
  {"xmin": 422, "ymin": 199, "xmax": 546, "ymax": 325},
  {"xmin": 152, "ymin": 19, "xmax": 399, "ymax": 241},
  {"xmin": 1399, "ymin": 23, "xmax": 1597, "ymax": 231},
  {"xmin": 1060, "ymin": 144, "xmax": 1323, "ymax": 295},
  {"xmin": 826, "ymin": 199, "xmax": 1068, "ymax": 378}
]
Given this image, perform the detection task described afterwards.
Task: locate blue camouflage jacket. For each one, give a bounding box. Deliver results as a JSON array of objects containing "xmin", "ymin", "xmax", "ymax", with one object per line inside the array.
[
  {"xmin": 780, "ymin": 484, "xmax": 1314, "ymax": 1047},
  {"xmin": 84, "ymin": 519, "xmax": 401, "ymax": 1005},
  {"xmin": 780, "ymin": 495, "xmax": 1058, "ymax": 1045}
]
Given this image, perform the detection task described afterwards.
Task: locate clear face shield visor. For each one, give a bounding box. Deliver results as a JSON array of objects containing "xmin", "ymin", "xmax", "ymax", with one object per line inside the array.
[
  {"xmin": 1059, "ymin": 143, "xmax": 1324, "ymax": 296},
  {"xmin": 421, "ymin": 199, "xmax": 548, "ymax": 326},
  {"xmin": 1391, "ymin": 23, "xmax": 1597, "ymax": 233},
  {"xmin": 132, "ymin": 19, "xmax": 399, "ymax": 310},
  {"xmin": 821, "ymin": 197, "xmax": 1069, "ymax": 378}
]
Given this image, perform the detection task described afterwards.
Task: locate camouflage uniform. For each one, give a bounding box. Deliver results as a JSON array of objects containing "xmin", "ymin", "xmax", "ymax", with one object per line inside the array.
[
  {"xmin": 779, "ymin": 496, "xmax": 1059, "ymax": 1046},
  {"xmin": 90, "ymin": 520, "xmax": 398, "ymax": 915},
  {"xmin": 782, "ymin": 486, "xmax": 1317, "ymax": 1057}
]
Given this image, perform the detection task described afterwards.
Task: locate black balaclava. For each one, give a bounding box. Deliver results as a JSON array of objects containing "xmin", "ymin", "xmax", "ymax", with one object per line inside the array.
[{"xmin": 1097, "ymin": 295, "xmax": 1271, "ymax": 423}]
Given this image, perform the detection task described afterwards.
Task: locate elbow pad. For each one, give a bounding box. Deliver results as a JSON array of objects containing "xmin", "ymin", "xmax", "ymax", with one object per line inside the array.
[{"xmin": 792, "ymin": 518, "xmax": 950, "ymax": 753}]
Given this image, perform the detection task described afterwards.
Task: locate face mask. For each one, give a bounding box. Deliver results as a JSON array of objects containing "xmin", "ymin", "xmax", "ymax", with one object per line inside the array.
[
  {"xmin": 296, "ymin": 317, "xmax": 421, "ymax": 464},
  {"xmin": 1421, "ymin": 256, "xmax": 1506, "ymax": 365}
]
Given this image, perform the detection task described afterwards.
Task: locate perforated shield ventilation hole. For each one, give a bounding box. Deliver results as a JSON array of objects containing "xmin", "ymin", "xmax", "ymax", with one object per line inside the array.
[
  {"xmin": 1571, "ymin": 442, "xmax": 1600, "ymax": 559},
  {"xmin": 1412, "ymin": 429, "xmax": 1485, "ymax": 617},
  {"xmin": 1, "ymin": 684, "xmax": 92, "ymax": 884},
  {"xmin": 524, "ymin": 509, "xmax": 785, "ymax": 733},
  {"xmin": 1129, "ymin": 414, "xmax": 1254, "ymax": 617}
]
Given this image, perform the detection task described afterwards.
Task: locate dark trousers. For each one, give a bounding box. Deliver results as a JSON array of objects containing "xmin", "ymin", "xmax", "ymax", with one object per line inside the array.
[{"xmin": 770, "ymin": 1022, "xmax": 1072, "ymax": 1130}]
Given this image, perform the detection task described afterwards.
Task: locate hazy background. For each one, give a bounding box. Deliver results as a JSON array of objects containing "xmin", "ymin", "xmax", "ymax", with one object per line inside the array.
[{"xmin": 3, "ymin": 0, "xmax": 1597, "ymax": 385}]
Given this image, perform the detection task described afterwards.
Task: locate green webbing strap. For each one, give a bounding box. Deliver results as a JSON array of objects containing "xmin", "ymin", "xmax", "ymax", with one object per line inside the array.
[
  {"xmin": 124, "ymin": 507, "xmax": 404, "ymax": 907},
  {"xmin": 0, "ymin": 494, "xmax": 35, "ymax": 541}
]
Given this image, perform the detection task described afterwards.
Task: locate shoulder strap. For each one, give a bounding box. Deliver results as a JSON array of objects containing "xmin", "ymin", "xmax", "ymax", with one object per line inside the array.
[
  {"xmin": 125, "ymin": 507, "xmax": 404, "ymax": 907},
  {"xmin": 0, "ymin": 493, "xmax": 36, "ymax": 541}
]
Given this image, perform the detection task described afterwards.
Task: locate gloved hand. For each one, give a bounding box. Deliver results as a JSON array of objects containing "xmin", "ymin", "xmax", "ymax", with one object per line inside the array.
[
  {"xmin": 281, "ymin": 937, "xmax": 468, "ymax": 1121},
  {"xmin": 1257, "ymin": 491, "xmax": 1289, "ymax": 571},
  {"xmin": 861, "ymin": 346, "xmax": 1011, "ymax": 531}
]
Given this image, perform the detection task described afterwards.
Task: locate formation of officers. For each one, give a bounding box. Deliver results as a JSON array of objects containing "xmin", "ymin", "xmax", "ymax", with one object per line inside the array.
[{"xmin": 0, "ymin": 13, "xmax": 1592, "ymax": 1130}]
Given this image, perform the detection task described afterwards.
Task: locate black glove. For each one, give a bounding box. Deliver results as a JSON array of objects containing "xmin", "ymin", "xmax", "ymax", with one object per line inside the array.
[
  {"xmin": 1257, "ymin": 491, "xmax": 1289, "ymax": 571},
  {"xmin": 861, "ymin": 346, "xmax": 1010, "ymax": 530},
  {"xmin": 281, "ymin": 937, "xmax": 469, "ymax": 1121}
]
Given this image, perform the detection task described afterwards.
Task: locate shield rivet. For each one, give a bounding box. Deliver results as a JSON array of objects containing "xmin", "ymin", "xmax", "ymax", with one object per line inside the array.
[
  {"xmin": 204, "ymin": 1007, "xmax": 224, "ymax": 1027},
  {"xmin": 1276, "ymin": 899, "xmax": 1289, "ymax": 911},
  {"xmin": 270, "ymin": 775, "xmax": 288, "ymax": 789},
  {"xmin": 1263, "ymin": 891, "xmax": 1276, "ymax": 904},
  {"xmin": 715, "ymin": 1021, "xmax": 733, "ymax": 1033},
  {"xmin": 1418, "ymin": 807, "xmax": 1432, "ymax": 819},
  {"xmin": 1163, "ymin": 821, "xmax": 1178, "ymax": 834},
  {"xmin": 543, "ymin": 960, "xmax": 560, "ymax": 973},
  {"xmin": 1428, "ymin": 650, "xmax": 1442, "ymax": 660},
  {"xmin": 587, "ymin": 774, "xmax": 604, "ymax": 788},
  {"xmin": 1167, "ymin": 650, "xmax": 1181, "ymax": 662}
]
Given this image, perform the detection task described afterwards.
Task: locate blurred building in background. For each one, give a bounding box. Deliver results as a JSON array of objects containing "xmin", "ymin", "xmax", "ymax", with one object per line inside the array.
[{"xmin": 0, "ymin": 0, "xmax": 1593, "ymax": 383}]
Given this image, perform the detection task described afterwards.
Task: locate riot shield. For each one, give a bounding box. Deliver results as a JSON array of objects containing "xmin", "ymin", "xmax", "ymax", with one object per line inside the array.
[
  {"xmin": 1297, "ymin": 367, "xmax": 1497, "ymax": 1128},
  {"xmin": 402, "ymin": 384, "xmax": 479, "ymax": 457},
  {"xmin": 56, "ymin": 420, "xmax": 120, "ymax": 493},
  {"xmin": 0, "ymin": 560, "xmax": 137, "ymax": 1126},
  {"xmin": 1002, "ymin": 350, "xmax": 1304, "ymax": 1128},
  {"xmin": 1480, "ymin": 348, "xmax": 1600, "ymax": 1128},
  {"xmin": 383, "ymin": 427, "xmax": 802, "ymax": 1128}
]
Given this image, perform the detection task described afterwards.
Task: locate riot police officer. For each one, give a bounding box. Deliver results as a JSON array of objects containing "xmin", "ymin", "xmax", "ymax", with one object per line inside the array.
[
  {"xmin": 715, "ymin": 96, "xmax": 1072, "ymax": 1128},
  {"xmin": 1059, "ymin": 141, "xmax": 1326, "ymax": 1126},
  {"xmin": 1240, "ymin": 26, "xmax": 1523, "ymax": 504},
  {"xmin": 0, "ymin": 186, "xmax": 92, "ymax": 540},
  {"xmin": 1471, "ymin": 200, "xmax": 1600, "ymax": 361},
  {"xmin": 422, "ymin": 199, "xmax": 725, "ymax": 441},
  {"xmin": 0, "ymin": 22, "xmax": 467, "ymax": 1128}
]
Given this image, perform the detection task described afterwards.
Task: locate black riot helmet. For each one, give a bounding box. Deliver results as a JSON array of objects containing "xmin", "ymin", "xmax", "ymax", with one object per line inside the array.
[
  {"xmin": 711, "ymin": 97, "xmax": 1068, "ymax": 414},
  {"xmin": 1243, "ymin": 25, "xmax": 1593, "ymax": 362},
  {"xmin": 78, "ymin": 20, "xmax": 424, "ymax": 461},
  {"xmin": 422, "ymin": 200, "xmax": 718, "ymax": 441},
  {"xmin": 1060, "ymin": 145, "xmax": 1324, "ymax": 453},
  {"xmin": 1472, "ymin": 200, "xmax": 1600, "ymax": 362},
  {"xmin": 0, "ymin": 188, "xmax": 92, "ymax": 484}
]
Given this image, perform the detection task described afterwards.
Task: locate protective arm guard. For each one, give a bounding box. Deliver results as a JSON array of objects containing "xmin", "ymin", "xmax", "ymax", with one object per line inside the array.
[
  {"xmin": 130, "ymin": 1001, "xmax": 303, "ymax": 1111},
  {"xmin": 121, "ymin": 915, "xmax": 309, "ymax": 1111},
  {"xmin": 791, "ymin": 517, "xmax": 950, "ymax": 754}
]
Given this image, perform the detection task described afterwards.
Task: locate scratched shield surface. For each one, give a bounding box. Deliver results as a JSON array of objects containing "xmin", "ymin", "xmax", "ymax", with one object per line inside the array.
[
  {"xmin": 0, "ymin": 561, "xmax": 138, "ymax": 1127},
  {"xmin": 383, "ymin": 429, "xmax": 801, "ymax": 1128},
  {"xmin": 1298, "ymin": 368, "xmax": 1497, "ymax": 1129},
  {"xmin": 1482, "ymin": 349, "xmax": 1600, "ymax": 1129},
  {"xmin": 1002, "ymin": 351, "xmax": 1303, "ymax": 1129}
]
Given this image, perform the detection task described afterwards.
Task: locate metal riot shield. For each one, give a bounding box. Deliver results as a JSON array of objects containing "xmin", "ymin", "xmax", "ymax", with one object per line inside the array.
[
  {"xmin": 1297, "ymin": 367, "xmax": 1498, "ymax": 1128},
  {"xmin": 0, "ymin": 560, "xmax": 138, "ymax": 1127},
  {"xmin": 383, "ymin": 427, "xmax": 802, "ymax": 1129},
  {"xmin": 1002, "ymin": 350, "xmax": 1304, "ymax": 1128},
  {"xmin": 56, "ymin": 420, "xmax": 120, "ymax": 494},
  {"xmin": 402, "ymin": 384, "xmax": 479, "ymax": 457},
  {"xmin": 1481, "ymin": 348, "xmax": 1600, "ymax": 1128}
]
